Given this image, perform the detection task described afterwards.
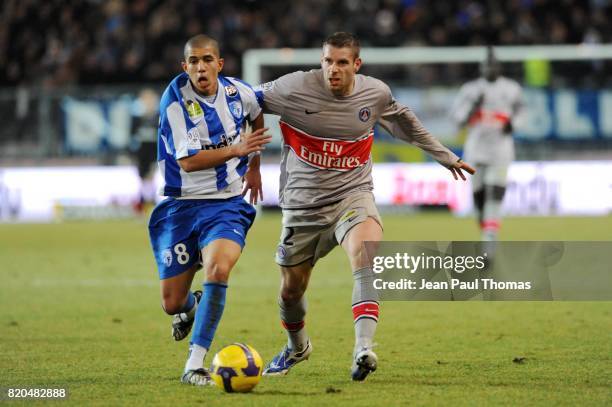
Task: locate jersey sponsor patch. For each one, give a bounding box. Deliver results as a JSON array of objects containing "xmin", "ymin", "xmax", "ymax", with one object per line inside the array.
[
  {"xmin": 279, "ymin": 121, "xmax": 373, "ymax": 171},
  {"xmin": 225, "ymin": 85, "xmax": 238, "ymax": 97},
  {"xmin": 358, "ymin": 107, "xmax": 371, "ymax": 122},
  {"xmin": 201, "ymin": 133, "xmax": 237, "ymax": 150},
  {"xmin": 184, "ymin": 99, "xmax": 203, "ymax": 121}
]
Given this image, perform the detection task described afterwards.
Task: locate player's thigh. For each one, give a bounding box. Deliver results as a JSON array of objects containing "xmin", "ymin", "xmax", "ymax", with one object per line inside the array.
[
  {"xmin": 148, "ymin": 199, "xmax": 202, "ymax": 280},
  {"xmin": 198, "ymin": 196, "xmax": 256, "ymax": 252},
  {"xmin": 201, "ymin": 238, "xmax": 243, "ymax": 282},
  {"xmin": 191, "ymin": 197, "xmax": 256, "ymax": 281},
  {"xmin": 471, "ymin": 164, "xmax": 487, "ymax": 191},
  {"xmin": 335, "ymin": 193, "xmax": 383, "ymax": 270},
  {"xmin": 483, "ymin": 164, "xmax": 509, "ymax": 187},
  {"xmin": 275, "ymin": 224, "xmax": 321, "ymax": 267},
  {"xmin": 341, "ymin": 217, "xmax": 383, "ymax": 270}
]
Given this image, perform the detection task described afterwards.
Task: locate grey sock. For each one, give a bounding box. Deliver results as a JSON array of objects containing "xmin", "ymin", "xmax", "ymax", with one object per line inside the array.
[
  {"xmin": 279, "ymin": 296, "xmax": 308, "ymax": 351},
  {"xmin": 352, "ymin": 267, "xmax": 379, "ymax": 352}
]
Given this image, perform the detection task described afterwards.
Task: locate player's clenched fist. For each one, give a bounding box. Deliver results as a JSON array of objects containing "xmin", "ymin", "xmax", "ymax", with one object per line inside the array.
[{"xmin": 233, "ymin": 128, "xmax": 272, "ymax": 157}]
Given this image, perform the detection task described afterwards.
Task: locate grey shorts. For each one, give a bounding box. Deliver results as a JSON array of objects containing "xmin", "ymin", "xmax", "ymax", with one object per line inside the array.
[
  {"xmin": 275, "ymin": 191, "xmax": 382, "ymax": 267},
  {"xmin": 471, "ymin": 163, "xmax": 509, "ymax": 190}
]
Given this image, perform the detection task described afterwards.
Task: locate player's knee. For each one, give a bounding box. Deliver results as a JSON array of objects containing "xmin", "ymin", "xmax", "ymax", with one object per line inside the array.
[
  {"xmin": 346, "ymin": 243, "xmax": 363, "ymax": 262},
  {"xmin": 280, "ymin": 277, "xmax": 306, "ymax": 304},
  {"xmin": 161, "ymin": 294, "xmax": 184, "ymax": 315},
  {"xmin": 346, "ymin": 242, "xmax": 370, "ymax": 269},
  {"xmin": 280, "ymin": 287, "xmax": 304, "ymax": 305},
  {"xmin": 490, "ymin": 185, "xmax": 506, "ymax": 201},
  {"xmin": 203, "ymin": 258, "xmax": 232, "ymax": 283}
]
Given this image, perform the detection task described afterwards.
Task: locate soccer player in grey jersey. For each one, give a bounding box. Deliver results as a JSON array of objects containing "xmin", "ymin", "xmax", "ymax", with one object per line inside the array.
[
  {"xmin": 450, "ymin": 47, "xmax": 524, "ymax": 242},
  {"xmin": 256, "ymin": 32, "xmax": 475, "ymax": 381}
]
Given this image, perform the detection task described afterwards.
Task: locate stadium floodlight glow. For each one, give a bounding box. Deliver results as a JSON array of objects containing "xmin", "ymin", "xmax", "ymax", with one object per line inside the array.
[{"xmin": 243, "ymin": 44, "xmax": 612, "ymax": 84}]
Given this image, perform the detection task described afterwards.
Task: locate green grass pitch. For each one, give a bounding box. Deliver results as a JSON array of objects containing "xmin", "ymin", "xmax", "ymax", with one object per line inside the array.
[{"xmin": 1, "ymin": 213, "xmax": 610, "ymax": 406}]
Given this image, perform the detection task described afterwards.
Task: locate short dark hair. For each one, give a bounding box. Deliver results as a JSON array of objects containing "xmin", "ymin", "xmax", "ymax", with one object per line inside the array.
[
  {"xmin": 323, "ymin": 32, "xmax": 360, "ymax": 59},
  {"xmin": 184, "ymin": 34, "xmax": 220, "ymax": 60}
]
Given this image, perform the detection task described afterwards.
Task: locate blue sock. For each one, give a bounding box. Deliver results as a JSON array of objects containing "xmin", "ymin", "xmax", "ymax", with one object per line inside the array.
[
  {"xmin": 179, "ymin": 291, "xmax": 196, "ymax": 313},
  {"xmin": 191, "ymin": 282, "xmax": 227, "ymax": 349}
]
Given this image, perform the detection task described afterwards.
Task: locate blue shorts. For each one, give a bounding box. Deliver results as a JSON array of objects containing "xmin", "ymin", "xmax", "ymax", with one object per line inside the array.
[{"xmin": 148, "ymin": 196, "xmax": 256, "ymax": 280}]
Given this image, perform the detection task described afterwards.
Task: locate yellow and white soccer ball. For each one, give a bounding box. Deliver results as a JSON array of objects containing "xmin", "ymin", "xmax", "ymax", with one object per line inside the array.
[{"xmin": 210, "ymin": 343, "xmax": 263, "ymax": 393}]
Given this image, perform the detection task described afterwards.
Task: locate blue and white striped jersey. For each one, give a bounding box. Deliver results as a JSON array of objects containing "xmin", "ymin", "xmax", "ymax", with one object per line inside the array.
[{"xmin": 157, "ymin": 72, "xmax": 262, "ymax": 198}]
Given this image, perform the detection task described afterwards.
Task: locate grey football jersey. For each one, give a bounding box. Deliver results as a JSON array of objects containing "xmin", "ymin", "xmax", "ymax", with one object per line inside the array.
[
  {"xmin": 258, "ymin": 69, "xmax": 459, "ymax": 209},
  {"xmin": 450, "ymin": 76, "xmax": 524, "ymax": 165}
]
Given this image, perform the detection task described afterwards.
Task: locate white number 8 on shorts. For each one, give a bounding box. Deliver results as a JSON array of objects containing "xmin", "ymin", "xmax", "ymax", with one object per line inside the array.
[{"xmin": 174, "ymin": 243, "xmax": 190, "ymax": 265}]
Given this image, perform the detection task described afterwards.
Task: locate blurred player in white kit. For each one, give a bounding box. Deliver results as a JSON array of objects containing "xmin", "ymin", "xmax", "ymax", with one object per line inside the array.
[
  {"xmin": 450, "ymin": 46, "xmax": 524, "ymax": 242},
  {"xmin": 256, "ymin": 32, "xmax": 475, "ymax": 381}
]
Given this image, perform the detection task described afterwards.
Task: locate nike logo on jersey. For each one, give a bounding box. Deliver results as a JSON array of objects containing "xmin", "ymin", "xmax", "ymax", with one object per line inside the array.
[{"xmin": 304, "ymin": 109, "xmax": 321, "ymax": 115}]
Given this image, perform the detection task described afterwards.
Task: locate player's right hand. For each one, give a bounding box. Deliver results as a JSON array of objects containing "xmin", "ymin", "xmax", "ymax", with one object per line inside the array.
[{"xmin": 234, "ymin": 128, "xmax": 272, "ymax": 157}]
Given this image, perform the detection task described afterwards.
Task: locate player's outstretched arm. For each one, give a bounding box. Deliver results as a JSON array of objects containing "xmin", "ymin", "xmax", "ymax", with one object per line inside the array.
[
  {"xmin": 380, "ymin": 96, "xmax": 475, "ymax": 181},
  {"xmin": 178, "ymin": 128, "xmax": 271, "ymax": 173}
]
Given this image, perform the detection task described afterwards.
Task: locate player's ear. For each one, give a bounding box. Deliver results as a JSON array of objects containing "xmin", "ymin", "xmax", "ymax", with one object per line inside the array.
[
  {"xmin": 181, "ymin": 60, "xmax": 188, "ymax": 73},
  {"xmin": 218, "ymin": 58, "xmax": 224, "ymax": 72},
  {"xmin": 354, "ymin": 57, "xmax": 362, "ymax": 72}
]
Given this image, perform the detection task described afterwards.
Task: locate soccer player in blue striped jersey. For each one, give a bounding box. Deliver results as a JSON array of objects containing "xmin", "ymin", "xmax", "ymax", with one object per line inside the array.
[{"xmin": 148, "ymin": 34, "xmax": 272, "ymax": 386}]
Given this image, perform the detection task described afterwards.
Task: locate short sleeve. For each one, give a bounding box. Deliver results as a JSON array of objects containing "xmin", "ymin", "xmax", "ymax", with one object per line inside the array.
[
  {"xmin": 229, "ymin": 78, "xmax": 263, "ymax": 121},
  {"xmin": 253, "ymin": 71, "xmax": 305, "ymax": 116}
]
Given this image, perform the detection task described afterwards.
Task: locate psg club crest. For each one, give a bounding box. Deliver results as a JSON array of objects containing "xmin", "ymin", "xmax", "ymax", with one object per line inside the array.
[
  {"xmin": 225, "ymin": 85, "xmax": 238, "ymax": 97},
  {"xmin": 229, "ymin": 101, "xmax": 243, "ymax": 119},
  {"xmin": 358, "ymin": 107, "xmax": 371, "ymax": 122}
]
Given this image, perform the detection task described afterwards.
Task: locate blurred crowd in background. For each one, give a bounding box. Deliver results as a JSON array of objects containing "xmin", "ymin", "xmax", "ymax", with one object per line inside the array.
[
  {"xmin": 0, "ymin": 0, "xmax": 611, "ymax": 163},
  {"xmin": 2, "ymin": 0, "xmax": 612, "ymax": 87},
  {"xmin": 0, "ymin": 0, "xmax": 611, "ymax": 220}
]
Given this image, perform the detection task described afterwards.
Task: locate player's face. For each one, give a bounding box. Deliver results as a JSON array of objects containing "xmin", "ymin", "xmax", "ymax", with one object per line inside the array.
[
  {"xmin": 481, "ymin": 59, "xmax": 500, "ymax": 82},
  {"xmin": 321, "ymin": 45, "xmax": 362, "ymax": 96},
  {"xmin": 182, "ymin": 45, "xmax": 224, "ymax": 96}
]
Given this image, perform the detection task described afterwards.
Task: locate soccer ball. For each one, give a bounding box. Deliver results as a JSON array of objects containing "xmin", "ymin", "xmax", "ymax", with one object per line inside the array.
[{"xmin": 210, "ymin": 343, "xmax": 263, "ymax": 393}]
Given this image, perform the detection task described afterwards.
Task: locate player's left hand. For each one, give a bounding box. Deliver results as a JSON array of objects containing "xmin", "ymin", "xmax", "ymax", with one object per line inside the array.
[
  {"xmin": 449, "ymin": 159, "xmax": 476, "ymax": 181},
  {"xmin": 242, "ymin": 167, "xmax": 263, "ymax": 205}
]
